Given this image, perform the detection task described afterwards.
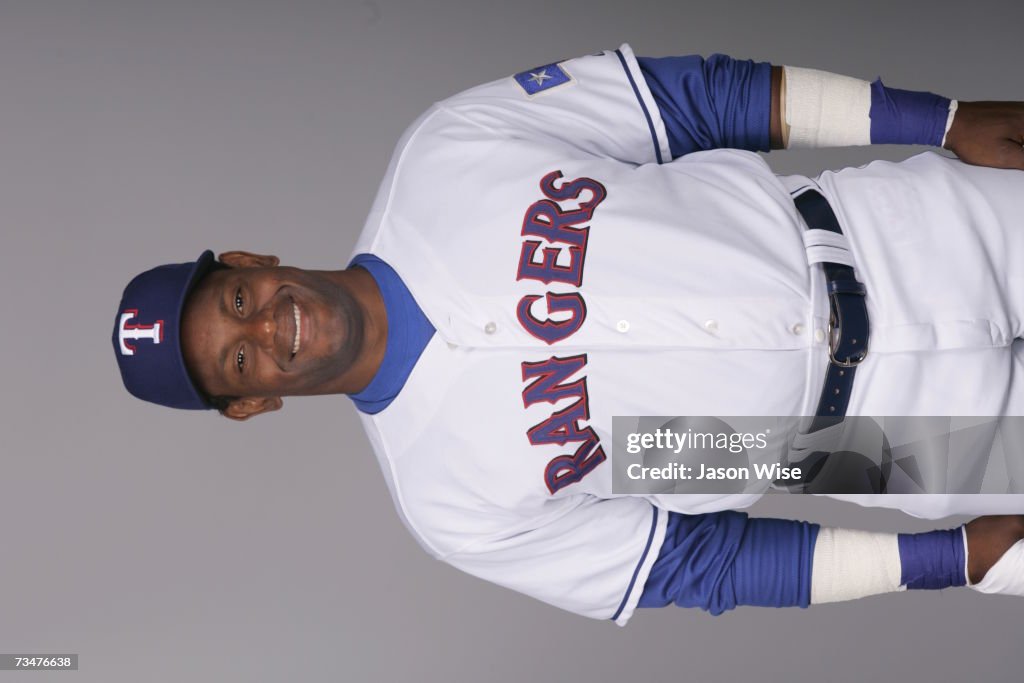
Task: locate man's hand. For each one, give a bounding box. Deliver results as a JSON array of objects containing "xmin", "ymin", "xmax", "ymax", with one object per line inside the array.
[
  {"xmin": 944, "ymin": 102, "xmax": 1024, "ymax": 170},
  {"xmin": 965, "ymin": 515, "xmax": 1024, "ymax": 587}
]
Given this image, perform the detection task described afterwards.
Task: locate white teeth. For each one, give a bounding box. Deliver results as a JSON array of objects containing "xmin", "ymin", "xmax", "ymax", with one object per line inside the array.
[{"xmin": 292, "ymin": 303, "xmax": 301, "ymax": 355}]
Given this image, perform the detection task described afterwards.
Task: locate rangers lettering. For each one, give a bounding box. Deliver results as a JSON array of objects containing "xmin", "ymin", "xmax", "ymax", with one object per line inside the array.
[
  {"xmin": 516, "ymin": 171, "xmax": 605, "ymax": 289},
  {"xmin": 520, "ymin": 354, "xmax": 605, "ymax": 494},
  {"xmin": 515, "ymin": 170, "xmax": 605, "ymax": 346},
  {"xmin": 515, "ymin": 171, "xmax": 607, "ymax": 493}
]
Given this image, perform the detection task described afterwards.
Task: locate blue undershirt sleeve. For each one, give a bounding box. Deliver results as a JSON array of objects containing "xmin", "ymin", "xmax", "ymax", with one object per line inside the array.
[
  {"xmin": 638, "ymin": 511, "xmax": 819, "ymax": 615},
  {"xmin": 637, "ymin": 54, "xmax": 773, "ymax": 158}
]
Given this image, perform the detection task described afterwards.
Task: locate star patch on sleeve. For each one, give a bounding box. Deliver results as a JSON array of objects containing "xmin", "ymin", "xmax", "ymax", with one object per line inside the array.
[{"xmin": 513, "ymin": 62, "xmax": 574, "ymax": 96}]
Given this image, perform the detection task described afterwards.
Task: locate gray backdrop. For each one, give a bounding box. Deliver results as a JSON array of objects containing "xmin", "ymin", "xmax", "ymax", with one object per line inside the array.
[{"xmin": 3, "ymin": 1, "xmax": 1022, "ymax": 681}]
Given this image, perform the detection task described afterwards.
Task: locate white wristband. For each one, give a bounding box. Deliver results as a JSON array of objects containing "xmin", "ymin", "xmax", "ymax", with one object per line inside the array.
[
  {"xmin": 810, "ymin": 528, "xmax": 904, "ymax": 604},
  {"xmin": 940, "ymin": 99, "xmax": 959, "ymax": 149},
  {"xmin": 783, "ymin": 66, "xmax": 872, "ymax": 148}
]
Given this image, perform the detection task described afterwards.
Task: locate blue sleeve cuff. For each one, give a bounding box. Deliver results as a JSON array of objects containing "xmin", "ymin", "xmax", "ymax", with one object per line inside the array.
[
  {"xmin": 638, "ymin": 511, "xmax": 818, "ymax": 615},
  {"xmin": 898, "ymin": 528, "xmax": 967, "ymax": 590},
  {"xmin": 870, "ymin": 79, "xmax": 951, "ymax": 146},
  {"xmin": 637, "ymin": 54, "xmax": 772, "ymax": 158}
]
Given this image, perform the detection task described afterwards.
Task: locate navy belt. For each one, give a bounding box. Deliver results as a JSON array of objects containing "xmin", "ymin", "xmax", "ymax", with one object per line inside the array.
[
  {"xmin": 772, "ymin": 190, "xmax": 872, "ymax": 493},
  {"xmin": 794, "ymin": 189, "xmax": 869, "ymax": 429}
]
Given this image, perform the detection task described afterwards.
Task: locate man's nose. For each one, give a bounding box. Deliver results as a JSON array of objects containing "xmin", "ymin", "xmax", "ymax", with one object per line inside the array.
[{"xmin": 246, "ymin": 306, "xmax": 278, "ymax": 351}]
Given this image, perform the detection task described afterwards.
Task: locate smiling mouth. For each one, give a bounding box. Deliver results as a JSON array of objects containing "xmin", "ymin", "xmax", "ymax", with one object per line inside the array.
[{"xmin": 291, "ymin": 302, "xmax": 301, "ymax": 357}]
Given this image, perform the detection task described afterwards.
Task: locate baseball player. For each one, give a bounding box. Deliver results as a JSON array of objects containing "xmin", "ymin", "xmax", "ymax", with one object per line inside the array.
[{"xmin": 113, "ymin": 45, "xmax": 1024, "ymax": 624}]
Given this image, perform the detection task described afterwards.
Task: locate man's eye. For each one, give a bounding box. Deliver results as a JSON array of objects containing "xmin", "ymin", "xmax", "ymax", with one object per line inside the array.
[
  {"xmin": 234, "ymin": 289, "xmax": 244, "ymax": 313},
  {"xmin": 236, "ymin": 347, "xmax": 245, "ymax": 372}
]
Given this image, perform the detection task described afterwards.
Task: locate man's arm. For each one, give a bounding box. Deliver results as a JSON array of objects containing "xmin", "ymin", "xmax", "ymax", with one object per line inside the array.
[
  {"xmin": 638, "ymin": 512, "xmax": 1024, "ymax": 613},
  {"xmin": 640, "ymin": 55, "xmax": 953, "ymax": 156},
  {"xmin": 449, "ymin": 47, "xmax": 1024, "ymax": 170},
  {"xmin": 942, "ymin": 102, "xmax": 1024, "ymax": 169},
  {"xmin": 768, "ymin": 63, "xmax": 1024, "ymax": 169}
]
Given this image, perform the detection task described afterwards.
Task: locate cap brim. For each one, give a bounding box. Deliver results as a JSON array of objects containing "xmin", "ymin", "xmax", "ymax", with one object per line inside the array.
[{"xmin": 172, "ymin": 250, "xmax": 218, "ymax": 407}]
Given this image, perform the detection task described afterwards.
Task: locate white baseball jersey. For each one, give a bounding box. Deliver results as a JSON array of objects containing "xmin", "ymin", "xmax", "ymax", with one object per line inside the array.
[{"xmin": 350, "ymin": 44, "xmax": 1024, "ymax": 623}]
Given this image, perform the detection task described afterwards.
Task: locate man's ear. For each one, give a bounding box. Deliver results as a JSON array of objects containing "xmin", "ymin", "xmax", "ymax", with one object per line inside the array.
[
  {"xmin": 218, "ymin": 251, "xmax": 281, "ymax": 269},
  {"xmin": 220, "ymin": 396, "xmax": 283, "ymax": 421}
]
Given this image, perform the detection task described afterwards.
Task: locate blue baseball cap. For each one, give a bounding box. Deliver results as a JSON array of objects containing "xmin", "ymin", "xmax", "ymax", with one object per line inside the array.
[{"xmin": 112, "ymin": 250, "xmax": 218, "ymax": 410}]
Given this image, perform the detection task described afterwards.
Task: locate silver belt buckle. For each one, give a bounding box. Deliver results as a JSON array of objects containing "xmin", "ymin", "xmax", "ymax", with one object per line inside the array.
[{"xmin": 827, "ymin": 293, "xmax": 867, "ymax": 368}]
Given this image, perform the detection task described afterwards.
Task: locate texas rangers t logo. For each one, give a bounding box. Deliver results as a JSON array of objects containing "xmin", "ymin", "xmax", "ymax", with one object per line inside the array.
[{"xmin": 118, "ymin": 309, "xmax": 164, "ymax": 355}]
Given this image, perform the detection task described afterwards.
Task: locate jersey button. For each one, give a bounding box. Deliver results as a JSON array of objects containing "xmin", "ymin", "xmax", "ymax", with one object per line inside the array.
[
  {"xmin": 791, "ymin": 323, "xmax": 805, "ymax": 335},
  {"xmin": 484, "ymin": 322, "xmax": 497, "ymax": 334},
  {"xmin": 704, "ymin": 319, "xmax": 718, "ymax": 332},
  {"xmin": 616, "ymin": 320, "xmax": 630, "ymax": 333},
  {"xmin": 814, "ymin": 328, "xmax": 826, "ymax": 343}
]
